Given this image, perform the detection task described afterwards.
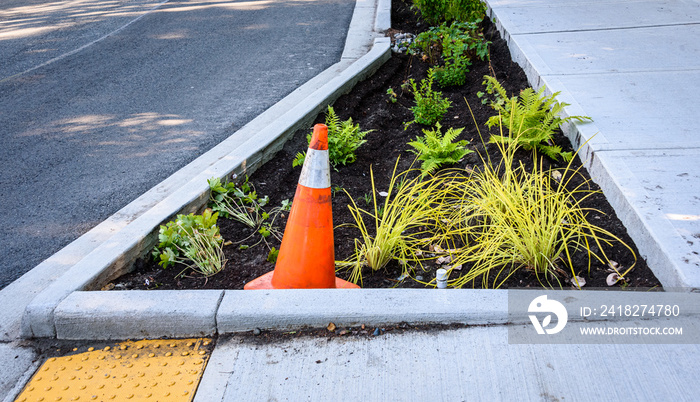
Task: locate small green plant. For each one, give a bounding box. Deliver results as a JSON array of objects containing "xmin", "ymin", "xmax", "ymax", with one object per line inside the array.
[
  {"xmin": 386, "ymin": 88, "xmax": 398, "ymax": 103},
  {"xmin": 406, "ymin": 71, "xmax": 452, "ymax": 127},
  {"xmin": 479, "ymin": 76, "xmax": 592, "ymax": 161},
  {"xmin": 208, "ymin": 177, "xmax": 288, "ymax": 247},
  {"xmin": 410, "ymin": 21, "xmax": 490, "ymax": 87},
  {"xmin": 362, "ymin": 193, "xmax": 372, "ymax": 205},
  {"xmin": 267, "ymin": 247, "xmax": 279, "ymax": 263},
  {"xmin": 152, "ymin": 209, "xmax": 226, "ymax": 277},
  {"xmin": 408, "ymin": 122, "xmax": 473, "ymax": 176},
  {"xmin": 292, "ymin": 106, "xmax": 373, "ymax": 169},
  {"xmin": 411, "ymin": 0, "xmax": 486, "ymax": 25},
  {"xmin": 331, "ymin": 185, "xmax": 344, "ymax": 197}
]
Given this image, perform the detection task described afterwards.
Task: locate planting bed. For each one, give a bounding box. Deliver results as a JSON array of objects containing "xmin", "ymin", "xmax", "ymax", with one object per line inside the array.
[{"xmin": 113, "ymin": 1, "xmax": 661, "ymax": 291}]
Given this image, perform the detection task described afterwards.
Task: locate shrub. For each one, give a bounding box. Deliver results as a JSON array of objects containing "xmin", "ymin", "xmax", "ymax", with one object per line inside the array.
[
  {"xmin": 410, "ymin": 21, "xmax": 490, "ymax": 87},
  {"xmin": 407, "ymin": 71, "xmax": 452, "ymax": 127},
  {"xmin": 412, "ymin": 0, "xmax": 486, "ymax": 25}
]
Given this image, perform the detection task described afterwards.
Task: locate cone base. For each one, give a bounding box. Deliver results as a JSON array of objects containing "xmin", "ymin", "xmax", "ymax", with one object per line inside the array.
[{"xmin": 244, "ymin": 270, "xmax": 360, "ymax": 290}]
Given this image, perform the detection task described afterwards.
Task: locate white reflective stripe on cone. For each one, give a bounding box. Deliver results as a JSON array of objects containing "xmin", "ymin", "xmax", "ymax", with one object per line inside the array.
[{"xmin": 299, "ymin": 148, "xmax": 331, "ymax": 189}]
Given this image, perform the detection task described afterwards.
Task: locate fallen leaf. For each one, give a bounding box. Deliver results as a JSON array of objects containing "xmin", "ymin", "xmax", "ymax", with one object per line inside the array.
[
  {"xmin": 606, "ymin": 273, "xmax": 620, "ymax": 286},
  {"xmin": 223, "ymin": 240, "xmax": 233, "ymax": 246},
  {"xmin": 551, "ymin": 171, "xmax": 563, "ymax": 181},
  {"xmin": 327, "ymin": 322, "xmax": 336, "ymax": 332},
  {"xmin": 450, "ymin": 264, "xmax": 463, "ymax": 271},
  {"xmin": 101, "ymin": 283, "xmax": 115, "ymax": 291},
  {"xmin": 378, "ymin": 191, "xmax": 389, "ymax": 197},
  {"xmin": 436, "ymin": 256, "xmax": 452, "ymax": 265},
  {"xmin": 572, "ymin": 276, "xmax": 586, "ymax": 288}
]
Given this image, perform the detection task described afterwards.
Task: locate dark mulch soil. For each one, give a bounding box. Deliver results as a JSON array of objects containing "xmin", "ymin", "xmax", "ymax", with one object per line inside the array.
[{"xmin": 113, "ymin": 1, "xmax": 661, "ymax": 292}]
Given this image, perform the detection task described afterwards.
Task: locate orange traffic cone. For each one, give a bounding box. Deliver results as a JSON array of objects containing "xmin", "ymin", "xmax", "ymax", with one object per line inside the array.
[{"xmin": 244, "ymin": 124, "xmax": 359, "ymax": 289}]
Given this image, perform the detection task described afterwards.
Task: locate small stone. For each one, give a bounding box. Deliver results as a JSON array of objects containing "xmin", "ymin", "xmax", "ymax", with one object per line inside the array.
[
  {"xmin": 252, "ymin": 328, "xmax": 262, "ymax": 336},
  {"xmin": 415, "ymin": 275, "xmax": 424, "ymax": 281}
]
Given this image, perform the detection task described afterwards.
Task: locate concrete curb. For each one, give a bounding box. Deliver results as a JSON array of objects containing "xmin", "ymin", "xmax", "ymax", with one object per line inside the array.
[
  {"xmin": 216, "ymin": 289, "xmax": 508, "ymax": 333},
  {"xmin": 55, "ymin": 290, "xmax": 224, "ymax": 340},
  {"xmin": 51, "ymin": 289, "xmax": 508, "ymax": 340},
  {"xmin": 16, "ymin": 0, "xmax": 391, "ymax": 340}
]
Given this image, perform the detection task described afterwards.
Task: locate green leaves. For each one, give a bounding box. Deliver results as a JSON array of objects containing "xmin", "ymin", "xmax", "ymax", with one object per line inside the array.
[
  {"xmin": 479, "ymin": 75, "xmax": 592, "ymax": 161},
  {"xmin": 294, "ymin": 106, "xmax": 372, "ymax": 169},
  {"xmin": 207, "ymin": 177, "xmax": 290, "ymax": 250},
  {"xmin": 407, "ymin": 71, "xmax": 452, "ymax": 127},
  {"xmin": 408, "ymin": 123, "xmax": 473, "ymax": 175},
  {"xmin": 152, "ymin": 209, "xmax": 226, "ymax": 277},
  {"xmin": 410, "ymin": 21, "xmax": 491, "ymax": 88},
  {"xmin": 411, "ymin": 0, "xmax": 486, "ymax": 26}
]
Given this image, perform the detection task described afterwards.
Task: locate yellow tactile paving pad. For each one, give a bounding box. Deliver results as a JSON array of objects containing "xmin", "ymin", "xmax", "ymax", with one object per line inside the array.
[{"xmin": 15, "ymin": 338, "xmax": 213, "ymax": 402}]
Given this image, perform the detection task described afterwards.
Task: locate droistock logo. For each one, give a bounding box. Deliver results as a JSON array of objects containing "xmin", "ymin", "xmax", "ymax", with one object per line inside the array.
[
  {"xmin": 528, "ymin": 295, "xmax": 568, "ymax": 335},
  {"xmin": 509, "ymin": 290, "xmax": 700, "ymax": 344}
]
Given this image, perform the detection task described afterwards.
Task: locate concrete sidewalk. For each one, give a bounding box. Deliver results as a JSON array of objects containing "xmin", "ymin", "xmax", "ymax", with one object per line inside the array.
[{"xmin": 196, "ymin": 323, "xmax": 700, "ymax": 401}]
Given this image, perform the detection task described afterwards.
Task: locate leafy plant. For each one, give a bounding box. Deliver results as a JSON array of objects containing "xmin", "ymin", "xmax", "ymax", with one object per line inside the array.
[
  {"xmin": 208, "ymin": 177, "xmax": 288, "ymax": 247},
  {"xmin": 479, "ymin": 76, "xmax": 592, "ymax": 161},
  {"xmin": 208, "ymin": 177, "xmax": 266, "ymax": 227},
  {"xmin": 339, "ymin": 158, "xmax": 457, "ymax": 285},
  {"xmin": 410, "ymin": 21, "xmax": 490, "ymax": 87},
  {"xmin": 152, "ymin": 209, "xmax": 226, "ymax": 277},
  {"xmin": 386, "ymin": 88, "xmax": 398, "ymax": 103},
  {"xmin": 445, "ymin": 124, "xmax": 635, "ymax": 288},
  {"xmin": 411, "ymin": 0, "xmax": 486, "ymax": 25},
  {"xmin": 408, "ymin": 123, "xmax": 473, "ymax": 175},
  {"xmin": 406, "ymin": 71, "xmax": 452, "ymax": 127},
  {"xmin": 292, "ymin": 106, "xmax": 372, "ymax": 169},
  {"xmin": 267, "ymin": 247, "xmax": 279, "ymax": 263}
]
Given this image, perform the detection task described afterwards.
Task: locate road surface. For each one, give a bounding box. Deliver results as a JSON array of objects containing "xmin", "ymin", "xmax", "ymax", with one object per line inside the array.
[{"xmin": 0, "ymin": 0, "xmax": 355, "ymax": 288}]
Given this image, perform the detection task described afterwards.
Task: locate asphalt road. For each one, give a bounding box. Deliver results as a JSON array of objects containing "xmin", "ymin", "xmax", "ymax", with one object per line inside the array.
[{"xmin": 0, "ymin": 0, "xmax": 355, "ymax": 288}]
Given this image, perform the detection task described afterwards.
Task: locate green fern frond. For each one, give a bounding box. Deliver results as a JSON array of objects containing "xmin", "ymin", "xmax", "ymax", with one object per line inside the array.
[
  {"xmin": 480, "ymin": 75, "xmax": 592, "ymax": 161},
  {"xmin": 408, "ymin": 123, "xmax": 473, "ymax": 176}
]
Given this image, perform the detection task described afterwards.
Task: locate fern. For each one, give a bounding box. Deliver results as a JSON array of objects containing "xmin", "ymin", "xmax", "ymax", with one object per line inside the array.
[
  {"xmin": 408, "ymin": 123, "xmax": 473, "ymax": 175},
  {"xmin": 293, "ymin": 106, "xmax": 372, "ymax": 169},
  {"xmin": 480, "ymin": 75, "xmax": 591, "ymax": 161}
]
